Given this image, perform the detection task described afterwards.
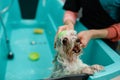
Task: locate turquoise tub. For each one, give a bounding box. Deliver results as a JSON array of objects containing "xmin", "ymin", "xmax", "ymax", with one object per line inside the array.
[{"xmin": 0, "ymin": 0, "xmax": 120, "ymax": 80}]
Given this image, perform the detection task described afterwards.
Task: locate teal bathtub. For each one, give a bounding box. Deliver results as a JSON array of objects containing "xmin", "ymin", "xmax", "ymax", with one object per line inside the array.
[{"xmin": 0, "ymin": 0, "xmax": 120, "ymax": 80}]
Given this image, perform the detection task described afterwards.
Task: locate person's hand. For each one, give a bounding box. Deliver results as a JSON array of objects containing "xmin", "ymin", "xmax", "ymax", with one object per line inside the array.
[
  {"xmin": 77, "ymin": 30, "xmax": 93, "ymax": 48},
  {"xmin": 57, "ymin": 21, "xmax": 74, "ymax": 33},
  {"xmin": 78, "ymin": 29, "xmax": 109, "ymax": 48},
  {"xmin": 57, "ymin": 24, "xmax": 74, "ymax": 33}
]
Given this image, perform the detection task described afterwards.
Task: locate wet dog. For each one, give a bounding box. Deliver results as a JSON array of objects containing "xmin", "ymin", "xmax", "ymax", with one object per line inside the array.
[{"xmin": 50, "ymin": 30, "xmax": 104, "ymax": 78}]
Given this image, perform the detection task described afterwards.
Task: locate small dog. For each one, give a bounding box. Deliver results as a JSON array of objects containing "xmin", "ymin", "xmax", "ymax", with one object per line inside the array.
[{"xmin": 50, "ymin": 30, "xmax": 104, "ymax": 78}]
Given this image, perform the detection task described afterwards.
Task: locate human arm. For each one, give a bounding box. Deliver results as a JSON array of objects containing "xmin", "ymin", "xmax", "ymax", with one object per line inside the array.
[
  {"xmin": 78, "ymin": 23, "xmax": 120, "ymax": 47},
  {"xmin": 57, "ymin": 11, "xmax": 78, "ymax": 33},
  {"xmin": 57, "ymin": 0, "xmax": 81, "ymax": 33}
]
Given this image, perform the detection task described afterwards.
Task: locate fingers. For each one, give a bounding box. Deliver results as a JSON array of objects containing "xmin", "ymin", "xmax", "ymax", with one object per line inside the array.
[
  {"xmin": 57, "ymin": 25, "xmax": 74, "ymax": 34},
  {"xmin": 57, "ymin": 26, "xmax": 66, "ymax": 34},
  {"xmin": 77, "ymin": 32, "xmax": 89, "ymax": 48},
  {"xmin": 80, "ymin": 39, "xmax": 88, "ymax": 48}
]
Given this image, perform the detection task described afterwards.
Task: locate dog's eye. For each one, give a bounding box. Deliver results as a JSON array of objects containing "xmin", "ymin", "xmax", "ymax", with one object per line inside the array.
[
  {"xmin": 76, "ymin": 38, "xmax": 80, "ymax": 43},
  {"xmin": 62, "ymin": 37, "xmax": 68, "ymax": 45}
]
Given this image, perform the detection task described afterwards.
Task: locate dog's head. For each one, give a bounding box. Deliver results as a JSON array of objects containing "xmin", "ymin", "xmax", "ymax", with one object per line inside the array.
[{"xmin": 54, "ymin": 30, "xmax": 83, "ymax": 62}]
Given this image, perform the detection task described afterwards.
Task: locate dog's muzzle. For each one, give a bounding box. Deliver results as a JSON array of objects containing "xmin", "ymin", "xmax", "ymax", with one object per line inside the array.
[{"xmin": 72, "ymin": 38, "xmax": 81, "ymax": 53}]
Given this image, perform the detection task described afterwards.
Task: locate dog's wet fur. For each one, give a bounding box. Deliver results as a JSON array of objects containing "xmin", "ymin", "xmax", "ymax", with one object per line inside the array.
[{"xmin": 50, "ymin": 30, "xmax": 104, "ymax": 78}]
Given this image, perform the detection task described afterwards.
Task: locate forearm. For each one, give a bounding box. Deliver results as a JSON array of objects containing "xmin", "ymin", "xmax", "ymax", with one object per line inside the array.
[
  {"xmin": 90, "ymin": 23, "xmax": 120, "ymax": 41},
  {"xmin": 57, "ymin": 11, "xmax": 78, "ymax": 33},
  {"xmin": 106, "ymin": 23, "xmax": 120, "ymax": 41},
  {"xmin": 63, "ymin": 11, "xmax": 78, "ymax": 27},
  {"xmin": 89, "ymin": 29, "xmax": 108, "ymax": 39}
]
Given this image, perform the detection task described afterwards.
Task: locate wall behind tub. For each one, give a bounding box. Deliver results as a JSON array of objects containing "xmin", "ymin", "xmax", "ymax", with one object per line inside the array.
[{"xmin": 0, "ymin": 20, "xmax": 8, "ymax": 80}]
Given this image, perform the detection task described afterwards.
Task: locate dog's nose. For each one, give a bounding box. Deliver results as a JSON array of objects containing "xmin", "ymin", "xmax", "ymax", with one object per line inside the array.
[{"xmin": 62, "ymin": 37, "xmax": 68, "ymax": 45}]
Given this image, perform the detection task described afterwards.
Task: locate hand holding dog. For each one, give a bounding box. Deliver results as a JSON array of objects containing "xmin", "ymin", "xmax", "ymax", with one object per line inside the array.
[
  {"xmin": 57, "ymin": 20, "xmax": 74, "ymax": 33},
  {"xmin": 78, "ymin": 29, "xmax": 108, "ymax": 48},
  {"xmin": 77, "ymin": 30, "xmax": 93, "ymax": 48}
]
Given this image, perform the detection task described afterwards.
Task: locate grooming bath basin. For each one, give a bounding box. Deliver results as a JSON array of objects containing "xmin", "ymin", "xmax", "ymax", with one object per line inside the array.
[{"xmin": 0, "ymin": 0, "xmax": 120, "ymax": 80}]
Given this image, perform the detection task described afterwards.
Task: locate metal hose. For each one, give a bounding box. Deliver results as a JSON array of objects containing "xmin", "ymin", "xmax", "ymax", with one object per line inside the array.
[{"xmin": 0, "ymin": 0, "xmax": 14, "ymax": 59}]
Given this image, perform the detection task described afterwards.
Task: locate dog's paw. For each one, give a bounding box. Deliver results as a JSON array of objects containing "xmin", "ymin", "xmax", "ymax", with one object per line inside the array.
[
  {"xmin": 91, "ymin": 64, "xmax": 104, "ymax": 72},
  {"xmin": 81, "ymin": 67, "xmax": 94, "ymax": 75}
]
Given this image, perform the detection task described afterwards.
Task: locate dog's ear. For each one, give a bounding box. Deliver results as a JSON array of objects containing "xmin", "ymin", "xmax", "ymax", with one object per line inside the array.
[
  {"xmin": 54, "ymin": 34, "xmax": 58, "ymax": 48},
  {"xmin": 52, "ymin": 52, "xmax": 58, "ymax": 63},
  {"xmin": 54, "ymin": 42, "xmax": 56, "ymax": 48}
]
